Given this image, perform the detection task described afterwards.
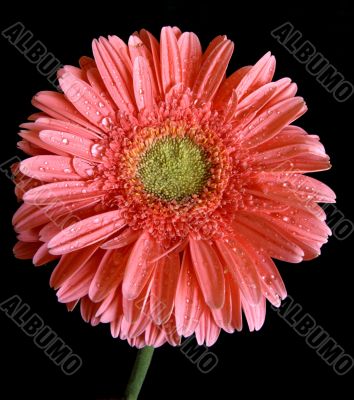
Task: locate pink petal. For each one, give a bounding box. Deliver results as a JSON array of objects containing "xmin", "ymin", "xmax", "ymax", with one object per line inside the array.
[
  {"xmin": 50, "ymin": 243, "xmax": 100, "ymax": 289},
  {"xmin": 144, "ymin": 323, "xmax": 164, "ymax": 347},
  {"xmin": 18, "ymin": 139, "xmax": 50, "ymax": 156},
  {"xmin": 101, "ymin": 228, "xmax": 142, "ymax": 250},
  {"xmin": 150, "ymin": 253, "xmax": 180, "ymax": 325},
  {"xmin": 214, "ymin": 65, "xmax": 251, "ymax": 108},
  {"xmin": 163, "ymin": 315, "xmax": 181, "ymax": 346},
  {"xmin": 32, "ymin": 91, "xmax": 102, "ymax": 134},
  {"xmin": 193, "ymin": 39, "xmax": 234, "ymax": 102},
  {"xmin": 123, "ymin": 282, "xmax": 151, "ymax": 325},
  {"xmin": 98, "ymin": 291, "xmax": 123, "ymax": 323},
  {"xmin": 80, "ymin": 296, "xmax": 102, "ymax": 324},
  {"xmin": 172, "ymin": 26, "xmax": 182, "ymax": 39},
  {"xmin": 89, "ymin": 247, "xmax": 130, "ymax": 302},
  {"xmin": 13, "ymin": 204, "xmax": 48, "ymax": 231},
  {"xmin": 133, "ymin": 56, "xmax": 155, "ymax": 111},
  {"xmin": 110, "ymin": 316, "xmax": 123, "ymax": 338},
  {"xmin": 254, "ymin": 125, "xmax": 323, "ymax": 151},
  {"xmin": 255, "ymin": 173, "xmax": 336, "ymax": 204},
  {"xmin": 20, "ymin": 156, "xmax": 81, "ymax": 182},
  {"xmin": 79, "ymin": 56, "xmax": 96, "ymax": 71},
  {"xmin": 39, "ymin": 222, "xmax": 61, "ymax": 242},
  {"xmin": 189, "ymin": 238, "xmax": 225, "ymax": 309},
  {"xmin": 122, "ymin": 232, "xmax": 158, "ymax": 300},
  {"xmin": 252, "ymin": 143, "xmax": 326, "ymax": 166},
  {"xmin": 238, "ymin": 240, "xmax": 287, "ymax": 306},
  {"xmin": 72, "ymin": 157, "xmax": 96, "ymax": 178},
  {"xmin": 39, "ymin": 130, "xmax": 102, "ymax": 162},
  {"xmin": 233, "ymin": 212, "xmax": 305, "ymax": 262},
  {"xmin": 211, "ymin": 279, "xmax": 233, "ymax": 332},
  {"xmin": 21, "ymin": 117, "xmax": 101, "ymax": 140},
  {"xmin": 241, "ymin": 97, "xmax": 307, "ymax": 148},
  {"xmin": 23, "ymin": 181, "xmax": 105, "ymax": 205},
  {"xmin": 95, "ymin": 289, "xmax": 116, "ymax": 317},
  {"xmin": 66, "ymin": 300, "xmax": 79, "ymax": 312},
  {"xmin": 242, "ymin": 295, "xmax": 266, "ymax": 331},
  {"xmin": 58, "ymin": 65, "xmax": 87, "ymax": 81},
  {"xmin": 233, "ymin": 79, "xmax": 294, "ymax": 127},
  {"xmin": 160, "ymin": 26, "xmax": 182, "ymax": 94},
  {"xmin": 129, "ymin": 35, "xmax": 159, "ymax": 99},
  {"xmin": 236, "ymin": 52, "xmax": 276, "ymax": 100},
  {"xmin": 19, "ymin": 130, "xmax": 69, "ymax": 156},
  {"xmin": 229, "ymin": 277, "xmax": 242, "ymax": 331},
  {"xmin": 139, "ymin": 29, "xmax": 163, "ymax": 95},
  {"xmin": 262, "ymin": 80, "xmax": 298, "ymax": 109},
  {"xmin": 59, "ymin": 72, "xmax": 115, "ymax": 130},
  {"xmin": 195, "ymin": 310, "xmax": 221, "ymax": 347},
  {"xmin": 254, "ymin": 209, "xmax": 330, "ymax": 242},
  {"xmin": 202, "ymin": 35, "xmax": 227, "ymax": 62},
  {"xmin": 85, "ymin": 67, "xmax": 116, "ymax": 106},
  {"xmin": 57, "ymin": 251, "xmax": 103, "ymax": 303},
  {"xmin": 178, "ymin": 32, "xmax": 202, "ymax": 89},
  {"xmin": 17, "ymin": 229, "xmax": 39, "ymax": 242},
  {"xmin": 33, "ymin": 243, "xmax": 58, "ymax": 266},
  {"xmin": 13, "ymin": 241, "xmax": 41, "ymax": 259},
  {"xmin": 108, "ymin": 35, "xmax": 133, "ymax": 74},
  {"xmin": 222, "ymin": 90, "xmax": 238, "ymax": 123},
  {"xmin": 48, "ymin": 210, "xmax": 126, "ymax": 255},
  {"xmin": 216, "ymin": 239, "xmax": 262, "ymax": 306},
  {"xmin": 264, "ymin": 155, "xmax": 331, "ymax": 173},
  {"xmin": 175, "ymin": 247, "xmax": 204, "ymax": 336},
  {"xmin": 92, "ymin": 38, "xmax": 135, "ymax": 113}
]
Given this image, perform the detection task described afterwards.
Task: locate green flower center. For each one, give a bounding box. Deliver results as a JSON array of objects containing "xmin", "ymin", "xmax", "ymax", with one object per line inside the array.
[{"xmin": 137, "ymin": 137, "xmax": 211, "ymax": 201}]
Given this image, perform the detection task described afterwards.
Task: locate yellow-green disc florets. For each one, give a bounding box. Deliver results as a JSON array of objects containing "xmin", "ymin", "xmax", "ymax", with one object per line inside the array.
[{"xmin": 137, "ymin": 137, "xmax": 211, "ymax": 201}]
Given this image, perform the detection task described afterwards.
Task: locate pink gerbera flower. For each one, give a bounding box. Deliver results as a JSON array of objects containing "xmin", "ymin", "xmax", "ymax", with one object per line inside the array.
[{"xmin": 13, "ymin": 26, "xmax": 335, "ymax": 348}]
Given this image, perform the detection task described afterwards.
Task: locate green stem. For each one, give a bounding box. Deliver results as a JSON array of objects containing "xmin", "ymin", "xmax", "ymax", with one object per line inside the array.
[{"xmin": 124, "ymin": 346, "xmax": 154, "ymax": 400}]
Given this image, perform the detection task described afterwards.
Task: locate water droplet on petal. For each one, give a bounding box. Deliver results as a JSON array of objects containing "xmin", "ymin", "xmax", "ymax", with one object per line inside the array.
[
  {"xmin": 91, "ymin": 143, "xmax": 104, "ymax": 158},
  {"xmin": 101, "ymin": 116, "xmax": 113, "ymax": 128}
]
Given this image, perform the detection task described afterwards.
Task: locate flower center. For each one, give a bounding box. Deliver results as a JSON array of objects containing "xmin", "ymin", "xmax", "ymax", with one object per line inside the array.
[{"xmin": 137, "ymin": 137, "xmax": 211, "ymax": 201}]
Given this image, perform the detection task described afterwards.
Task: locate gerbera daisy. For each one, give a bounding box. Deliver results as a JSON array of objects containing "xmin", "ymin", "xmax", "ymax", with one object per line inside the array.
[{"xmin": 13, "ymin": 26, "xmax": 335, "ymax": 350}]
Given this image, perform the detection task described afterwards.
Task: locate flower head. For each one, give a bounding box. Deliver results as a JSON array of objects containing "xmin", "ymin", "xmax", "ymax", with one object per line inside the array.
[{"xmin": 13, "ymin": 26, "xmax": 335, "ymax": 347}]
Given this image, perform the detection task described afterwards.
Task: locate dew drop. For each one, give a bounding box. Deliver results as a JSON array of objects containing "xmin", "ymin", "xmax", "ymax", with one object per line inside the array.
[
  {"xmin": 101, "ymin": 116, "xmax": 113, "ymax": 128},
  {"xmin": 91, "ymin": 143, "xmax": 104, "ymax": 158}
]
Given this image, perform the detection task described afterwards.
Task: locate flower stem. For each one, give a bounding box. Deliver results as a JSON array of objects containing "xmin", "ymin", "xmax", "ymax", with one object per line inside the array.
[{"xmin": 124, "ymin": 346, "xmax": 154, "ymax": 400}]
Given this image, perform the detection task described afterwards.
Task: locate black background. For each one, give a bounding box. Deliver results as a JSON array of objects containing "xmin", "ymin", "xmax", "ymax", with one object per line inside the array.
[{"xmin": 1, "ymin": 1, "xmax": 353, "ymax": 398}]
